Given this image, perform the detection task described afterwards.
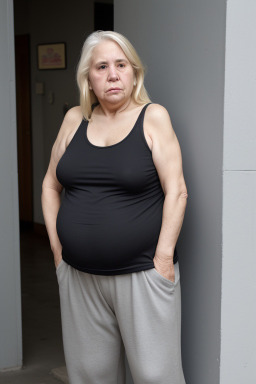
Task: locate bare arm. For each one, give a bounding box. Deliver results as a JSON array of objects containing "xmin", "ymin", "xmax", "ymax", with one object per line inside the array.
[
  {"xmin": 41, "ymin": 106, "xmax": 83, "ymax": 267},
  {"xmin": 145, "ymin": 104, "xmax": 188, "ymax": 282}
]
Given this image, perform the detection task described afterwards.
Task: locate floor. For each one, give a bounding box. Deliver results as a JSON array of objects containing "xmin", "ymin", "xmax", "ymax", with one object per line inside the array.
[{"xmin": 0, "ymin": 224, "xmax": 68, "ymax": 384}]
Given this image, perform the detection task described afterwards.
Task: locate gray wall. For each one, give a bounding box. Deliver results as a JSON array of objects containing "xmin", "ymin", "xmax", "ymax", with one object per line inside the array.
[
  {"xmin": 0, "ymin": 0, "xmax": 22, "ymax": 371},
  {"xmin": 115, "ymin": 1, "xmax": 225, "ymax": 383},
  {"xmin": 14, "ymin": 0, "xmax": 113, "ymax": 225},
  {"xmin": 221, "ymin": 1, "xmax": 256, "ymax": 382}
]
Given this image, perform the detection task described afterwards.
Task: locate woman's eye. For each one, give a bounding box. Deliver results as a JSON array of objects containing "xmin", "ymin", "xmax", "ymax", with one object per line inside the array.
[
  {"xmin": 99, "ymin": 65, "xmax": 107, "ymax": 70},
  {"xmin": 118, "ymin": 63, "xmax": 125, "ymax": 68}
]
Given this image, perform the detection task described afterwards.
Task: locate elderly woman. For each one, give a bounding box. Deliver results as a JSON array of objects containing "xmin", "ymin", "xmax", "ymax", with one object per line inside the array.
[{"xmin": 41, "ymin": 30, "xmax": 187, "ymax": 384}]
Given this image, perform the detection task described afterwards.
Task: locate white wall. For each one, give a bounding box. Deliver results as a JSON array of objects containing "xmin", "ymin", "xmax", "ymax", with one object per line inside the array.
[
  {"xmin": 0, "ymin": 0, "xmax": 22, "ymax": 371},
  {"xmin": 115, "ymin": 1, "xmax": 226, "ymax": 383},
  {"xmin": 221, "ymin": 1, "xmax": 256, "ymax": 382}
]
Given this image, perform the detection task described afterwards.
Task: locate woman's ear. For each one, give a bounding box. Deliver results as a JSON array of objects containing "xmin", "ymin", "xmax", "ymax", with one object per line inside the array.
[{"xmin": 88, "ymin": 79, "xmax": 92, "ymax": 91}]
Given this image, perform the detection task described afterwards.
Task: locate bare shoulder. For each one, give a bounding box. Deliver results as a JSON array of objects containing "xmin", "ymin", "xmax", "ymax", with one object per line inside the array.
[
  {"xmin": 42, "ymin": 106, "xmax": 84, "ymax": 190},
  {"xmin": 144, "ymin": 103, "xmax": 175, "ymax": 137},
  {"xmin": 64, "ymin": 105, "xmax": 84, "ymax": 125},
  {"xmin": 51, "ymin": 106, "xmax": 83, "ymax": 164},
  {"xmin": 146, "ymin": 103, "xmax": 171, "ymax": 120},
  {"xmin": 54, "ymin": 106, "xmax": 83, "ymax": 146}
]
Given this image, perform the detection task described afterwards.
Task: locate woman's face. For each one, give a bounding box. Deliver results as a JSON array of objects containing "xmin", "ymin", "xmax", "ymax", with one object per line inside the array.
[{"xmin": 88, "ymin": 40, "xmax": 135, "ymax": 107}]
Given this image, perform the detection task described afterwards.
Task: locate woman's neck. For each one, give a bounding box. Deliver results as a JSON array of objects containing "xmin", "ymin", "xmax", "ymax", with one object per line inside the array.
[{"xmin": 96, "ymin": 98, "xmax": 137, "ymax": 118}]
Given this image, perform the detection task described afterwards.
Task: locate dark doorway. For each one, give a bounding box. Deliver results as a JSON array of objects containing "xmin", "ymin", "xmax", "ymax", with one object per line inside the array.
[
  {"xmin": 94, "ymin": 2, "xmax": 114, "ymax": 31},
  {"xmin": 15, "ymin": 34, "xmax": 33, "ymax": 224}
]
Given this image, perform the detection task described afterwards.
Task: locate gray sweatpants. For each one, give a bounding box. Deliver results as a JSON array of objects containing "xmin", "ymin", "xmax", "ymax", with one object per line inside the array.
[{"xmin": 56, "ymin": 259, "xmax": 186, "ymax": 384}]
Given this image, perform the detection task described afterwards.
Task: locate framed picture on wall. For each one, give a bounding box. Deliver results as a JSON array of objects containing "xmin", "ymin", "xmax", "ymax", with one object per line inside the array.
[{"xmin": 37, "ymin": 42, "xmax": 67, "ymax": 70}]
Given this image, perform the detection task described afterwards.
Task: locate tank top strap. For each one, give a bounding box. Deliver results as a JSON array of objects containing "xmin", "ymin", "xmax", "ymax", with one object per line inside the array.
[
  {"xmin": 139, "ymin": 102, "xmax": 152, "ymax": 120},
  {"xmin": 133, "ymin": 102, "xmax": 152, "ymax": 142},
  {"xmin": 136, "ymin": 102, "xmax": 152, "ymax": 129}
]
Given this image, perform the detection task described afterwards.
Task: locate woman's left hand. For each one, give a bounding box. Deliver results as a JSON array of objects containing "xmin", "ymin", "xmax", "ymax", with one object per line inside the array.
[{"xmin": 153, "ymin": 253, "xmax": 175, "ymax": 283}]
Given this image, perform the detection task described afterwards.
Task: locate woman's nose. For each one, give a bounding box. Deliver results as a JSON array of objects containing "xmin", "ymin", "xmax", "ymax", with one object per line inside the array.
[{"xmin": 108, "ymin": 65, "xmax": 119, "ymax": 81}]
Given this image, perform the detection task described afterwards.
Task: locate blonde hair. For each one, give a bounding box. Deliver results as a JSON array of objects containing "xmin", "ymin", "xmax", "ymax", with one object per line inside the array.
[{"xmin": 76, "ymin": 30, "xmax": 151, "ymax": 120}]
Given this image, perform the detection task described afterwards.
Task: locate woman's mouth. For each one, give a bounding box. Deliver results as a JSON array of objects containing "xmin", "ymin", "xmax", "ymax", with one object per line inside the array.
[{"xmin": 106, "ymin": 88, "xmax": 121, "ymax": 93}]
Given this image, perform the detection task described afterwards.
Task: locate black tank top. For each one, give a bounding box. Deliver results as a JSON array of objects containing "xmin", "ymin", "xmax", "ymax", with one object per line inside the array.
[{"xmin": 56, "ymin": 103, "xmax": 178, "ymax": 275}]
